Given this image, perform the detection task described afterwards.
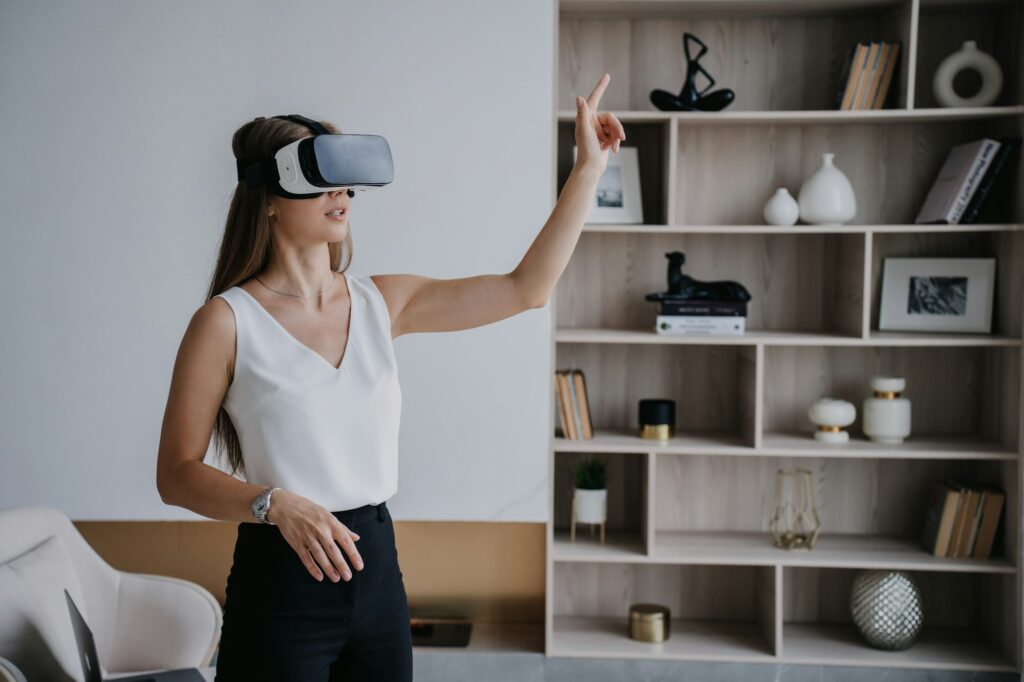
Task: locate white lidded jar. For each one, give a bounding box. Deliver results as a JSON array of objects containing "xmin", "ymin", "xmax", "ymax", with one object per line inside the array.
[
  {"xmin": 807, "ymin": 398, "xmax": 857, "ymax": 444},
  {"xmin": 862, "ymin": 376, "xmax": 912, "ymax": 444}
]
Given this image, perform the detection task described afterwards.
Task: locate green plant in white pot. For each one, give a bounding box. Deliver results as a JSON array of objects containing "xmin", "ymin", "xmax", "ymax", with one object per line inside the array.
[{"xmin": 571, "ymin": 457, "xmax": 607, "ymax": 545}]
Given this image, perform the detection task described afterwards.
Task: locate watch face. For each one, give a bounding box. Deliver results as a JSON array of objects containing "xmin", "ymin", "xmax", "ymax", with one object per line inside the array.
[{"xmin": 254, "ymin": 499, "xmax": 267, "ymax": 513}]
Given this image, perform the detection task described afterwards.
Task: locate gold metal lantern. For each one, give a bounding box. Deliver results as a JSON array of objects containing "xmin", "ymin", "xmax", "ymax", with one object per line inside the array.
[{"xmin": 769, "ymin": 467, "xmax": 821, "ymax": 550}]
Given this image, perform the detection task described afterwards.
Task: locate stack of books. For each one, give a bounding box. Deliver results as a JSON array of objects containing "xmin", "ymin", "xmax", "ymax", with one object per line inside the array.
[
  {"xmin": 835, "ymin": 41, "xmax": 901, "ymax": 110},
  {"xmin": 915, "ymin": 137, "xmax": 1022, "ymax": 225},
  {"xmin": 920, "ymin": 480, "xmax": 1005, "ymax": 559},
  {"xmin": 554, "ymin": 369, "xmax": 592, "ymax": 440},
  {"xmin": 655, "ymin": 299, "xmax": 747, "ymax": 336}
]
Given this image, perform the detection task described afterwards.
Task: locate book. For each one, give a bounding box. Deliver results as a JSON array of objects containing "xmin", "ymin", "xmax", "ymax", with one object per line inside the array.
[
  {"xmin": 571, "ymin": 369, "xmax": 593, "ymax": 439},
  {"xmin": 835, "ymin": 43, "xmax": 858, "ymax": 110},
  {"xmin": 554, "ymin": 370, "xmax": 577, "ymax": 439},
  {"xmin": 857, "ymin": 42, "xmax": 884, "ymax": 110},
  {"xmin": 952, "ymin": 487, "xmax": 981, "ymax": 558},
  {"xmin": 971, "ymin": 482, "xmax": 1006, "ymax": 559},
  {"xmin": 656, "ymin": 315, "xmax": 746, "ymax": 336},
  {"xmin": 941, "ymin": 480, "xmax": 969, "ymax": 558},
  {"xmin": 870, "ymin": 42, "xmax": 900, "ymax": 109},
  {"xmin": 960, "ymin": 137, "xmax": 1021, "ymax": 224},
  {"xmin": 554, "ymin": 369, "xmax": 593, "ymax": 440},
  {"xmin": 920, "ymin": 480, "xmax": 961, "ymax": 557},
  {"xmin": 961, "ymin": 485, "xmax": 987, "ymax": 558},
  {"xmin": 840, "ymin": 43, "xmax": 870, "ymax": 111},
  {"xmin": 659, "ymin": 300, "xmax": 748, "ymax": 317},
  {"xmin": 915, "ymin": 138, "xmax": 1001, "ymax": 224},
  {"xmin": 851, "ymin": 42, "xmax": 880, "ymax": 110}
]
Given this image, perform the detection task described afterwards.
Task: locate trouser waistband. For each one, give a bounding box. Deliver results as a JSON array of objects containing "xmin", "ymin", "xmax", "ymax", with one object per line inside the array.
[{"xmin": 331, "ymin": 500, "xmax": 387, "ymax": 525}]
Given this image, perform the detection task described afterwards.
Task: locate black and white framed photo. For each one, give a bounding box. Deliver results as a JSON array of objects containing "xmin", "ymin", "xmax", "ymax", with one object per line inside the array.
[
  {"xmin": 572, "ymin": 145, "xmax": 643, "ymax": 224},
  {"xmin": 879, "ymin": 257, "xmax": 996, "ymax": 333}
]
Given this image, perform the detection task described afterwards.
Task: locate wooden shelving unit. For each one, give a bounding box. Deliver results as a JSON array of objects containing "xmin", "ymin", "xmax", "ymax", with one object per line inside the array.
[{"xmin": 546, "ymin": 0, "xmax": 1024, "ymax": 673}]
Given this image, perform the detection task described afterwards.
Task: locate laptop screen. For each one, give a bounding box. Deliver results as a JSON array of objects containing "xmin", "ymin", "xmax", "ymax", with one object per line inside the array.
[{"xmin": 64, "ymin": 588, "xmax": 104, "ymax": 682}]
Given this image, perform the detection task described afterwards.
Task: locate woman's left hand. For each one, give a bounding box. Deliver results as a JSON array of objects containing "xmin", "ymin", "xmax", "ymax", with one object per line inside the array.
[{"xmin": 574, "ymin": 73, "xmax": 626, "ymax": 176}]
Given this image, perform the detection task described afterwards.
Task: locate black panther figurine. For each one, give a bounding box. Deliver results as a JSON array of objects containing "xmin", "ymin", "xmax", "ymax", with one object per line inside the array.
[
  {"xmin": 645, "ymin": 251, "xmax": 751, "ymax": 302},
  {"xmin": 650, "ymin": 32, "xmax": 735, "ymax": 112}
]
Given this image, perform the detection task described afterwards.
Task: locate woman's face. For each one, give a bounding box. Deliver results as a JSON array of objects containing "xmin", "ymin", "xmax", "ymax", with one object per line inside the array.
[{"xmin": 267, "ymin": 188, "xmax": 351, "ymax": 245}]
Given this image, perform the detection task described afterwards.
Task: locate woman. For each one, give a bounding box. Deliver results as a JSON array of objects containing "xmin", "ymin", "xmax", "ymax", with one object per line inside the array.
[{"xmin": 155, "ymin": 73, "xmax": 624, "ymax": 681}]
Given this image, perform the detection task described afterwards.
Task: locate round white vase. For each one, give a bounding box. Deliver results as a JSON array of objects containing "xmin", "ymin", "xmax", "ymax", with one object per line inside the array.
[
  {"xmin": 863, "ymin": 376, "xmax": 912, "ymax": 444},
  {"xmin": 764, "ymin": 188, "xmax": 799, "ymax": 226},
  {"xmin": 798, "ymin": 153, "xmax": 857, "ymax": 225},
  {"xmin": 575, "ymin": 488, "xmax": 607, "ymax": 524},
  {"xmin": 808, "ymin": 398, "xmax": 857, "ymax": 444},
  {"xmin": 933, "ymin": 40, "xmax": 1003, "ymax": 108}
]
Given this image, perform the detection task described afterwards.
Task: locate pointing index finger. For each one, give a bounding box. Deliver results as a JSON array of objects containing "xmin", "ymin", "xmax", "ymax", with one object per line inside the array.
[{"xmin": 587, "ymin": 73, "xmax": 610, "ymax": 110}]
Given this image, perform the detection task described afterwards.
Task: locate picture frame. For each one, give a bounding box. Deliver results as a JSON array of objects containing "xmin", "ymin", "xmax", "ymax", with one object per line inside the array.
[
  {"xmin": 879, "ymin": 257, "xmax": 996, "ymax": 333},
  {"xmin": 572, "ymin": 145, "xmax": 643, "ymax": 224}
]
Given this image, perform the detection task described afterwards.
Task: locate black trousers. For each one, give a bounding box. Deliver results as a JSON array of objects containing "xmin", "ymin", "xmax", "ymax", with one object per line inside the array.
[{"xmin": 214, "ymin": 500, "xmax": 412, "ymax": 681}]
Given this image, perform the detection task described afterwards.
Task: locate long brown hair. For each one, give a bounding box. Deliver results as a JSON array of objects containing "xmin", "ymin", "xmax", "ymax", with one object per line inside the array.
[{"xmin": 207, "ymin": 115, "xmax": 353, "ymax": 478}]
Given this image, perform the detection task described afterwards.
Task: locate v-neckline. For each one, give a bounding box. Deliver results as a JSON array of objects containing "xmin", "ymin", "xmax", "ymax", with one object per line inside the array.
[{"xmin": 236, "ymin": 273, "xmax": 354, "ymax": 372}]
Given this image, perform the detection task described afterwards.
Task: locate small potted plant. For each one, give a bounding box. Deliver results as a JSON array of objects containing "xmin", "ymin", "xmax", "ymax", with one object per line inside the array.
[{"xmin": 571, "ymin": 457, "xmax": 607, "ymax": 544}]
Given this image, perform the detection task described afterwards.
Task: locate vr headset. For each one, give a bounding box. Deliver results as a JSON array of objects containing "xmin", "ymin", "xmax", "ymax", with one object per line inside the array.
[{"xmin": 236, "ymin": 114, "xmax": 394, "ymax": 199}]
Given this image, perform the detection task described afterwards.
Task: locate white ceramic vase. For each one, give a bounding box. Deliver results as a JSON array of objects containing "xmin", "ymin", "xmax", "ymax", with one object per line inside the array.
[
  {"xmin": 933, "ymin": 40, "xmax": 1003, "ymax": 108},
  {"xmin": 574, "ymin": 488, "xmax": 607, "ymax": 524},
  {"xmin": 798, "ymin": 153, "xmax": 857, "ymax": 225},
  {"xmin": 763, "ymin": 188, "xmax": 800, "ymax": 226}
]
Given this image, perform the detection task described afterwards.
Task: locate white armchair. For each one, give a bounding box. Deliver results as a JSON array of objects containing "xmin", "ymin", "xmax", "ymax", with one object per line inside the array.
[{"xmin": 0, "ymin": 505, "xmax": 221, "ymax": 680}]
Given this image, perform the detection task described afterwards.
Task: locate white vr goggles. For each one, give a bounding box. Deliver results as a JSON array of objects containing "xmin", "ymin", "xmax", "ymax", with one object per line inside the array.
[{"xmin": 236, "ymin": 114, "xmax": 394, "ymax": 199}]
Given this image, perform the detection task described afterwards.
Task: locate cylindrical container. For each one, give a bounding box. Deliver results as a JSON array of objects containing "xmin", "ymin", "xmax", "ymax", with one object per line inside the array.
[
  {"xmin": 628, "ymin": 603, "xmax": 671, "ymax": 642},
  {"xmin": 639, "ymin": 399, "xmax": 675, "ymax": 440},
  {"xmin": 862, "ymin": 376, "xmax": 912, "ymax": 444}
]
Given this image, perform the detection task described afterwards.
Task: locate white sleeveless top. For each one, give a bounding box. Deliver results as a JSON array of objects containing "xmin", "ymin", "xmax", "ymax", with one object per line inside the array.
[{"xmin": 214, "ymin": 272, "xmax": 402, "ymax": 512}]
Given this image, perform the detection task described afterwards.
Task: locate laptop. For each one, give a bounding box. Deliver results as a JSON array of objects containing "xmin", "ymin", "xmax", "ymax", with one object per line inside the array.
[{"xmin": 64, "ymin": 589, "xmax": 207, "ymax": 681}]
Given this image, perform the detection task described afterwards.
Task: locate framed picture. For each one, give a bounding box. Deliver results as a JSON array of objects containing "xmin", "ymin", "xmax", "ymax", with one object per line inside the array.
[
  {"xmin": 572, "ymin": 145, "xmax": 643, "ymax": 224},
  {"xmin": 879, "ymin": 257, "xmax": 996, "ymax": 333}
]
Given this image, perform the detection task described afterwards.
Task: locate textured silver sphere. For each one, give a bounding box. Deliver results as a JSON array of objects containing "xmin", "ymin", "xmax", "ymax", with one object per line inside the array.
[{"xmin": 850, "ymin": 570, "xmax": 924, "ymax": 650}]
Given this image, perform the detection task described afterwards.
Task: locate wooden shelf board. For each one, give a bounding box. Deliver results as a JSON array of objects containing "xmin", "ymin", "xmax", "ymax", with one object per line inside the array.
[
  {"xmin": 553, "ymin": 429, "xmax": 1018, "ymax": 460},
  {"xmin": 782, "ymin": 622, "xmax": 1018, "ymax": 672},
  {"xmin": 651, "ymin": 530, "xmax": 1015, "ymax": 573},
  {"xmin": 762, "ymin": 431, "xmax": 1019, "ymax": 460},
  {"xmin": 578, "ymin": 223, "xmax": 1024, "ymax": 234},
  {"xmin": 552, "ymin": 527, "xmax": 646, "ymax": 559},
  {"xmin": 551, "ymin": 528, "xmax": 1014, "ymax": 572},
  {"xmin": 556, "ymin": 106, "xmax": 1024, "ymax": 124},
  {"xmin": 550, "ymin": 615, "xmax": 774, "ymax": 662},
  {"xmin": 556, "ymin": 327, "xmax": 1023, "ymax": 347},
  {"xmin": 554, "ymin": 429, "xmax": 748, "ymax": 453}
]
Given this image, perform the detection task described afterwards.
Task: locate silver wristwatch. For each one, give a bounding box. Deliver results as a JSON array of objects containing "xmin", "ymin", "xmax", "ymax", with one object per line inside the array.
[{"xmin": 251, "ymin": 486, "xmax": 281, "ymax": 524}]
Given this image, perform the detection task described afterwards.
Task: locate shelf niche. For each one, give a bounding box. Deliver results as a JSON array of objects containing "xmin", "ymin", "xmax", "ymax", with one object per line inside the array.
[
  {"xmin": 782, "ymin": 566, "xmax": 1018, "ymax": 671},
  {"xmin": 556, "ymin": 342, "xmax": 758, "ymax": 447},
  {"xmin": 557, "ymin": 231, "xmax": 865, "ymax": 336},
  {"xmin": 652, "ymin": 453, "xmax": 1015, "ymax": 567},
  {"xmin": 558, "ymin": 0, "xmax": 916, "ymax": 111},
  {"xmin": 762, "ymin": 344, "xmax": 1021, "ymax": 452},
  {"xmin": 552, "ymin": 561, "xmax": 778, "ymax": 661}
]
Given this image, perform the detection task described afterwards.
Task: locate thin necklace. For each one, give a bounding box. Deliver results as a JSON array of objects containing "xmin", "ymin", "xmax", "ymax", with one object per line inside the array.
[{"xmin": 256, "ymin": 272, "xmax": 337, "ymax": 300}]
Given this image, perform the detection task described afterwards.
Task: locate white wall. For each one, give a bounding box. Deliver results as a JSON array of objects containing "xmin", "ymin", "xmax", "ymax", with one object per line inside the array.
[{"xmin": 0, "ymin": 0, "xmax": 555, "ymax": 521}]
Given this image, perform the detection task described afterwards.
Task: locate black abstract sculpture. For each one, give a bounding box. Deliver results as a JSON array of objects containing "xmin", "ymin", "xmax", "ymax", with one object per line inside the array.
[
  {"xmin": 645, "ymin": 251, "xmax": 751, "ymax": 303},
  {"xmin": 650, "ymin": 32, "xmax": 735, "ymax": 112}
]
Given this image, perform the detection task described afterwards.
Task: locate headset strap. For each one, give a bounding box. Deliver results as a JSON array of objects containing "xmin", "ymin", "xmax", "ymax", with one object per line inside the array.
[
  {"xmin": 273, "ymin": 114, "xmax": 329, "ymax": 136},
  {"xmin": 236, "ymin": 114, "xmax": 328, "ymax": 186}
]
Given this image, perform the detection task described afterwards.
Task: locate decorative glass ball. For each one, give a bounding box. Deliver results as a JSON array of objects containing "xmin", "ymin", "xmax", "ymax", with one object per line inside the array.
[{"xmin": 850, "ymin": 570, "xmax": 924, "ymax": 650}]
